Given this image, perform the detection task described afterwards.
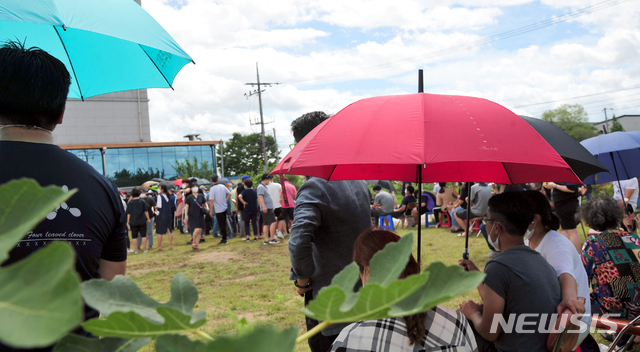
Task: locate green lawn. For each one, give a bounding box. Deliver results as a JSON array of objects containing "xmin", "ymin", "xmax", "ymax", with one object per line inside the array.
[{"xmin": 125, "ymin": 224, "xmax": 624, "ymax": 351}]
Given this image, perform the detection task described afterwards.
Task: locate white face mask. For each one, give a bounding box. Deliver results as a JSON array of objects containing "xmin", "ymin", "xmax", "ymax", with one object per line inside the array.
[
  {"xmin": 191, "ymin": 187, "xmax": 199, "ymax": 193},
  {"xmin": 523, "ymin": 221, "xmax": 537, "ymax": 241},
  {"xmin": 181, "ymin": 184, "xmax": 186, "ymax": 189},
  {"xmin": 140, "ymin": 193, "xmax": 147, "ymax": 199},
  {"xmin": 488, "ymin": 222, "xmax": 500, "ymax": 252}
]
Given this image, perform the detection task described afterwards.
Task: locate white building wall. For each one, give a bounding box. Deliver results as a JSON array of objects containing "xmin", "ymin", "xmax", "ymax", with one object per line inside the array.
[{"xmin": 53, "ymin": 90, "xmax": 151, "ymax": 145}]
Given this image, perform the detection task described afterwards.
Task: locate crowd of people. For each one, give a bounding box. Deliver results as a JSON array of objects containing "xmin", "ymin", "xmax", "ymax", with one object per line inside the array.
[
  {"xmin": 119, "ymin": 173, "xmax": 298, "ymax": 251},
  {"xmin": 5, "ymin": 41, "xmax": 640, "ymax": 352}
]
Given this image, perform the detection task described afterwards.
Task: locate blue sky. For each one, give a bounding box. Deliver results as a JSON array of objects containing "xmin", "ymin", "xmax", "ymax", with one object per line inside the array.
[{"xmin": 141, "ymin": 0, "xmax": 640, "ymax": 153}]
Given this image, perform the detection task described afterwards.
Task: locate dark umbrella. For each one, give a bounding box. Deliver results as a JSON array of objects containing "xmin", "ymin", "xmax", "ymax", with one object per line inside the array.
[
  {"xmin": 520, "ymin": 116, "xmax": 608, "ymax": 181},
  {"xmin": 581, "ymin": 131, "xmax": 640, "ymax": 184},
  {"xmin": 158, "ymin": 180, "xmax": 177, "ymax": 191},
  {"xmin": 195, "ymin": 178, "xmax": 211, "ymax": 186},
  {"xmin": 219, "ymin": 178, "xmax": 233, "ymax": 185},
  {"xmin": 366, "ymin": 180, "xmax": 395, "ymax": 192}
]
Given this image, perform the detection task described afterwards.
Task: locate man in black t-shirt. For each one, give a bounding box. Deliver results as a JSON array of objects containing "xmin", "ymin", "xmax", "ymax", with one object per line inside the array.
[
  {"xmin": 544, "ymin": 182, "xmax": 582, "ymax": 252},
  {"xmin": 126, "ymin": 188, "xmax": 150, "ymax": 253},
  {"xmin": 0, "ymin": 41, "xmax": 127, "ymax": 352}
]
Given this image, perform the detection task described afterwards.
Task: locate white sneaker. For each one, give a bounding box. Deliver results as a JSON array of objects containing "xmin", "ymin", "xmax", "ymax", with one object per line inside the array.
[
  {"xmin": 134, "ymin": 249, "xmax": 139, "ymax": 254},
  {"xmin": 143, "ymin": 249, "xmax": 148, "ymax": 253},
  {"xmin": 276, "ymin": 231, "xmax": 284, "ymax": 239},
  {"xmin": 127, "ymin": 249, "xmax": 134, "ymax": 253}
]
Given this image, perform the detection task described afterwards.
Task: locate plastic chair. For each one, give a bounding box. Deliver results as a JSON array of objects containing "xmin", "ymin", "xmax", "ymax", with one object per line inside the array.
[
  {"xmin": 424, "ymin": 211, "xmax": 438, "ymax": 227},
  {"xmin": 379, "ymin": 214, "xmax": 395, "ymax": 231},
  {"xmin": 440, "ymin": 212, "xmax": 451, "ymax": 228}
]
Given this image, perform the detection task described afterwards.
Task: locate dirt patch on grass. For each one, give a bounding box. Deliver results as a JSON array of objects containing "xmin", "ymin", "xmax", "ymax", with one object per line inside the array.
[{"xmin": 190, "ymin": 251, "xmax": 241, "ymax": 264}]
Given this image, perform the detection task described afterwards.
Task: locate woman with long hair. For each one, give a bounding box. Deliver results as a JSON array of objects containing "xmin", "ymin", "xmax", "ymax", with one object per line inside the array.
[
  {"xmin": 156, "ymin": 184, "xmax": 173, "ymax": 250},
  {"xmin": 331, "ymin": 229, "xmax": 477, "ymax": 352},
  {"xmin": 521, "ymin": 190, "xmax": 589, "ymax": 349}
]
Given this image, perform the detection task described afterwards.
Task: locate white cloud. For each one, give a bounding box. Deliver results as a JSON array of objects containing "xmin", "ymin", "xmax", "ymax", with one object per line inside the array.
[{"xmin": 139, "ymin": 0, "xmax": 640, "ymax": 153}]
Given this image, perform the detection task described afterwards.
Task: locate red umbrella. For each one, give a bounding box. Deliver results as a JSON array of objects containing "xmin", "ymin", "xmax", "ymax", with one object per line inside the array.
[
  {"xmin": 274, "ymin": 92, "xmax": 581, "ymax": 265},
  {"xmin": 172, "ymin": 179, "xmax": 183, "ymax": 187},
  {"xmin": 275, "ymin": 93, "xmax": 578, "ymax": 183}
]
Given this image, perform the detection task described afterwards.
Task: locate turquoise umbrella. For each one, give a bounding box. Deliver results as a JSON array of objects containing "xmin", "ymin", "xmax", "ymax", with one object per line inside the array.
[{"xmin": 0, "ymin": 0, "xmax": 194, "ymax": 99}]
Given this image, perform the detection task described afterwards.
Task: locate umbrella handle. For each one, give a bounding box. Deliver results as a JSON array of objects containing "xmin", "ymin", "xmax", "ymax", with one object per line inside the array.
[{"xmin": 462, "ymin": 247, "xmax": 469, "ymax": 271}]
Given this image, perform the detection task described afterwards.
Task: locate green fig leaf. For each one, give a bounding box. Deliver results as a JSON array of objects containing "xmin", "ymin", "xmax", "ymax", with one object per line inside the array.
[
  {"xmin": 0, "ymin": 242, "xmax": 82, "ymax": 348},
  {"xmin": 53, "ymin": 334, "xmax": 151, "ymax": 352},
  {"xmin": 155, "ymin": 327, "xmax": 298, "ymax": 352},
  {"xmin": 367, "ymin": 233, "xmax": 413, "ymax": 287},
  {"xmin": 83, "ymin": 306, "xmax": 206, "ymax": 338}
]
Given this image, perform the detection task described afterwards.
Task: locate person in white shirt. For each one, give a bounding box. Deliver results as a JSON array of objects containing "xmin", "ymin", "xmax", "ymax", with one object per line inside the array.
[
  {"xmin": 613, "ymin": 178, "xmax": 639, "ymax": 212},
  {"xmin": 522, "ymin": 190, "xmax": 590, "ymax": 349},
  {"xmin": 208, "ymin": 174, "xmax": 231, "ymax": 245},
  {"xmin": 266, "ymin": 174, "xmax": 285, "ymax": 239}
]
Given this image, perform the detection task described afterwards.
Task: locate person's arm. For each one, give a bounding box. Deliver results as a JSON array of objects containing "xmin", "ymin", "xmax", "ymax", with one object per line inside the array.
[
  {"xmin": 238, "ymin": 194, "xmax": 247, "ymax": 206},
  {"xmin": 156, "ymin": 195, "xmax": 162, "ymax": 208},
  {"xmin": 557, "ymin": 273, "xmax": 585, "ymax": 315},
  {"xmin": 545, "ymin": 182, "xmax": 575, "ymax": 193},
  {"xmin": 225, "ymin": 189, "xmax": 232, "ymax": 203},
  {"xmin": 98, "ymin": 259, "xmax": 126, "ymax": 281},
  {"xmin": 459, "ymin": 285, "xmax": 506, "ymax": 342},
  {"xmin": 209, "ymin": 197, "xmax": 215, "ymax": 217},
  {"xmin": 126, "ymin": 214, "xmax": 130, "ymax": 224},
  {"xmin": 145, "ymin": 211, "xmax": 150, "ymax": 223},
  {"xmin": 258, "ymin": 195, "xmax": 267, "ymax": 213}
]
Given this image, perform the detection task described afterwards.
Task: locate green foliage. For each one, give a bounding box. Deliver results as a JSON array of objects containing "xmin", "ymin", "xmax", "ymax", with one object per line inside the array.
[
  {"xmin": 82, "ymin": 274, "xmax": 205, "ymax": 324},
  {"xmin": 610, "ymin": 115, "xmax": 625, "ymax": 132},
  {"xmin": 155, "ymin": 328, "xmax": 298, "ymax": 352},
  {"xmin": 305, "ymin": 234, "xmax": 485, "ymax": 323},
  {"xmin": 0, "ymin": 179, "xmax": 83, "ymax": 348},
  {"xmin": 83, "ymin": 307, "xmax": 206, "ymax": 338},
  {"xmin": 220, "ymin": 132, "xmax": 279, "ymax": 176},
  {"xmin": 542, "ymin": 104, "xmax": 598, "ymax": 141},
  {"xmin": 173, "ymin": 156, "xmax": 214, "ymax": 179},
  {"xmin": 110, "ymin": 167, "xmax": 164, "ymax": 188},
  {"xmin": 53, "ymin": 335, "xmax": 151, "ymax": 352},
  {"xmin": 591, "ymin": 183, "xmax": 614, "ymax": 198}
]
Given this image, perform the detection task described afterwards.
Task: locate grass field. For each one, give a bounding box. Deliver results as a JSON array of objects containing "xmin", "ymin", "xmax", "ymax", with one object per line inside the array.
[{"xmin": 125, "ymin": 223, "xmax": 627, "ymax": 351}]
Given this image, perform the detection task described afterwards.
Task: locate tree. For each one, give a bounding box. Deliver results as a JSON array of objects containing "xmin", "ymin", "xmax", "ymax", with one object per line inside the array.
[
  {"xmin": 220, "ymin": 132, "xmax": 279, "ymax": 177},
  {"xmin": 110, "ymin": 167, "xmax": 164, "ymax": 187},
  {"xmin": 541, "ymin": 104, "xmax": 598, "ymax": 141},
  {"xmin": 610, "ymin": 115, "xmax": 625, "ymax": 132},
  {"xmin": 173, "ymin": 156, "xmax": 213, "ymax": 179}
]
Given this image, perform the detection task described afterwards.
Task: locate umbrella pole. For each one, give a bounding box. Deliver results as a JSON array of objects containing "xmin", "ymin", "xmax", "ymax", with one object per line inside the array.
[
  {"xmin": 417, "ymin": 165, "xmax": 422, "ymax": 269},
  {"xmin": 610, "ymin": 152, "xmax": 631, "ymax": 224},
  {"xmin": 463, "ymin": 184, "xmax": 470, "ymax": 269}
]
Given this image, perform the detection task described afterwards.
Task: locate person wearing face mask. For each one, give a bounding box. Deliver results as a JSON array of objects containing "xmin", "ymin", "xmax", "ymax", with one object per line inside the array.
[
  {"xmin": 458, "ymin": 192, "xmax": 561, "ymax": 352},
  {"xmin": 522, "ymin": 190, "xmax": 590, "ymax": 349},
  {"xmin": 184, "ymin": 183, "xmax": 207, "ymax": 250}
]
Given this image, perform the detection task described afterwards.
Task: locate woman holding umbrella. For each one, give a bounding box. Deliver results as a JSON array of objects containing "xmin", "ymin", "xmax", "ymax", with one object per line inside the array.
[{"xmin": 156, "ymin": 185, "xmax": 173, "ymax": 251}]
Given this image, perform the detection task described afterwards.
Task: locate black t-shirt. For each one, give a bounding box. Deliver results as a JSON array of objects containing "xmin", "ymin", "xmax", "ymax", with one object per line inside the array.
[
  {"xmin": 240, "ymin": 188, "xmax": 258, "ymax": 213},
  {"xmin": 236, "ymin": 184, "xmax": 245, "ymax": 211},
  {"xmin": 186, "ymin": 194, "xmax": 205, "ymax": 219},
  {"xmin": 458, "ymin": 183, "xmax": 473, "ymax": 208},
  {"xmin": 126, "ymin": 198, "xmax": 148, "ymax": 226},
  {"xmin": 0, "ymin": 141, "xmax": 127, "ymax": 336},
  {"xmin": 552, "ymin": 184, "xmax": 580, "ymax": 204},
  {"xmin": 144, "ymin": 196, "xmax": 156, "ymax": 218}
]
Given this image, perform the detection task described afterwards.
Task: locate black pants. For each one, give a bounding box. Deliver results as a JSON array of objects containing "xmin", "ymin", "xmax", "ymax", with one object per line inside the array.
[
  {"xmin": 305, "ymin": 290, "xmax": 338, "ymax": 352},
  {"xmin": 215, "ymin": 211, "xmax": 228, "ymax": 241}
]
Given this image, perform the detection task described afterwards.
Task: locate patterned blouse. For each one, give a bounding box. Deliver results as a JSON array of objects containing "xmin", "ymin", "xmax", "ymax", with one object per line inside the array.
[
  {"xmin": 330, "ymin": 305, "xmax": 478, "ymax": 352},
  {"xmin": 581, "ymin": 230, "xmax": 640, "ymax": 320}
]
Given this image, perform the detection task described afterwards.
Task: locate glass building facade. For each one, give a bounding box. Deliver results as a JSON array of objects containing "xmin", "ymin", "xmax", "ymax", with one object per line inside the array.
[{"xmin": 62, "ymin": 142, "xmax": 218, "ymax": 187}]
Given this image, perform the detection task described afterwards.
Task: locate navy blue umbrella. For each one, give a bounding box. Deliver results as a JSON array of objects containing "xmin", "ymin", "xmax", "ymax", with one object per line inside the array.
[{"xmin": 581, "ymin": 131, "xmax": 640, "ymax": 185}]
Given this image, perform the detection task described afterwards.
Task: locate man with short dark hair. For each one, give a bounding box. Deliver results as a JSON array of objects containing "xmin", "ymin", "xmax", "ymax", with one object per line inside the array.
[
  {"xmin": 370, "ymin": 184, "xmax": 394, "ymax": 227},
  {"xmin": 126, "ymin": 188, "xmax": 150, "ymax": 253},
  {"xmin": 0, "ymin": 41, "xmax": 127, "ymax": 351},
  {"xmin": 288, "ymin": 111, "xmax": 372, "ymax": 352},
  {"xmin": 458, "ymin": 192, "xmax": 561, "ymax": 351}
]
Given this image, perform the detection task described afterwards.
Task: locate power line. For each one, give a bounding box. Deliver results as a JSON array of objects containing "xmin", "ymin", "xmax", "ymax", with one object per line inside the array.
[
  {"xmin": 280, "ymin": 0, "xmax": 630, "ymax": 85},
  {"xmin": 513, "ymin": 84, "xmax": 640, "ymax": 108}
]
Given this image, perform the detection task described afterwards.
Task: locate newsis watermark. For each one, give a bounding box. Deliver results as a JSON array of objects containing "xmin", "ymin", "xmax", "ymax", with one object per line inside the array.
[{"xmin": 489, "ymin": 313, "xmax": 621, "ymax": 334}]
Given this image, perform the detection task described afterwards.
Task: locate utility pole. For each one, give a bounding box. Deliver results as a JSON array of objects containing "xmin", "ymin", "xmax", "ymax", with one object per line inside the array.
[
  {"xmin": 272, "ymin": 127, "xmax": 279, "ymax": 163},
  {"xmin": 603, "ymin": 107, "xmax": 613, "ymax": 134},
  {"xmin": 245, "ymin": 63, "xmax": 279, "ymax": 172}
]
